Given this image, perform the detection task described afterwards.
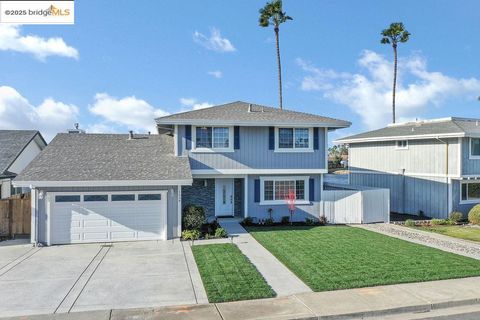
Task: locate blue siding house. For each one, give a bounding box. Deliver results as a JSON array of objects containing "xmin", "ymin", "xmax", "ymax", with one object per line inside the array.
[{"xmin": 336, "ymin": 117, "xmax": 480, "ymax": 219}]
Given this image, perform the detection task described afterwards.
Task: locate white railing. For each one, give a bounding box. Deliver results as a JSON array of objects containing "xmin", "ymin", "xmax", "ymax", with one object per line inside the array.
[{"xmin": 321, "ymin": 184, "xmax": 390, "ymax": 224}]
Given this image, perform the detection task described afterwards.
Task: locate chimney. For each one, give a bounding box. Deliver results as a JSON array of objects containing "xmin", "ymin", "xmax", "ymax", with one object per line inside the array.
[
  {"xmin": 248, "ymin": 104, "xmax": 252, "ymax": 112},
  {"xmin": 128, "ymin": 130, "xmax": 134, "ymax": 140}
]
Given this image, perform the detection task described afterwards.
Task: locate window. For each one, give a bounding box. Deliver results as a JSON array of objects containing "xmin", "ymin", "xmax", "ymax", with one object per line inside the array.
[
  {"xmin": 138, "ymin": 194, "xmax": 161, "ymax": 201},
  {"xmin": 112, "ymin": 194, "xmax": 135, "ymax": 201},
  {"xmin": 461, "ymin": 182, "xmax": 480, "ymax": 203},
  {"xmin": 193, "ymin": 126, "xmax": 233, "ymax": 151},
  {"xmin": 55, "ymin": 195, "xmax": 80, "ymax": 203},
  {"xmin": 261, "ymin": 177, "xmax": 309, "ymax": 204},
  {"xmin": 276, "ymin": 127, "xmax": 312, "ymax": 151},
  {"xmin": 84, "ymin": 195, "xmax": 108, "ymax": 202},
  {"xmin": 396, "ymin": 140, "xmax": 408, "ymax": 149},
  {"xmin": 470, "ymin": 138, "xmax": 480, "ymax": 158}
]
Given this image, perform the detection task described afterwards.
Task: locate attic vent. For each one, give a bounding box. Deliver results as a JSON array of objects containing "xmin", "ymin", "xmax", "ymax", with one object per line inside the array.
[
  {"xmin": 67, "ymin": 123, "xmax": 85, "ymax": 134},
  {"xmin": 248, "ymin": 104, "xmax": 252, "ymax": 112},
  {"xmin": 128, "ymin": 130, "xmax": 134, "ymax": 140}
]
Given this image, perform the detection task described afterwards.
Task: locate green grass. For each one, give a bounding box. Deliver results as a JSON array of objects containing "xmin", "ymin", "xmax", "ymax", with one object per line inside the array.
[
  {"xmin": 247, "ymin": 226, "xmax": 480, "ymax": 292},
  {"xmin": 191, "ymin": 243, "xmax": 275, "ymax": 303},
  {"xmin": 413, "ymin": 225, "xmax": 480, "ymax": 242}
]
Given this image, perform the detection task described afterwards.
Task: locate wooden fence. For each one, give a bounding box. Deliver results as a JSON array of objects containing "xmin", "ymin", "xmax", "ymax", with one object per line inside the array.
[
  {"xmin": 321, "ymin": 184, "xmax": 390, "ymax": 224},
  {"xmin": 0, "ymin": 193, "xmax": 31, "ymax": 238}
]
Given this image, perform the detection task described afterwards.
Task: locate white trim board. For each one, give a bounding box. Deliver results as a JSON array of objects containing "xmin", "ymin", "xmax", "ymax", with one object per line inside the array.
[
  {"xmin": 156, "ymin": 119, "xmax": 349, "ymax": 128},
  {"xmin": 335, "ymin": 133, "xmax": 466, "ymax": 144},
  {"xmin": 349, "ymin": 170, "xmax": 460, "ymax": 179},
  {"xmin": 13, "ymin": 179, "xmax": 193, "ymax": 188},
  {"xmin": 191, "ymin": 169, "xmax": 327, "ymax": 175}
]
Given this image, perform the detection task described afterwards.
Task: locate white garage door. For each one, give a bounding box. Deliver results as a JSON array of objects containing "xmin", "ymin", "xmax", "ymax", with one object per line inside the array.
[{"xmin": 49, "ymin": 191, "xmax": 168, "ymax": 245}]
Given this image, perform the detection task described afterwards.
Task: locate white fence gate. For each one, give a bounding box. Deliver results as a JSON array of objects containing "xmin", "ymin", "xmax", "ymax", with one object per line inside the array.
[{"xmin": 321, "ymin": 184, "xmax": 390, "ymax": 224}]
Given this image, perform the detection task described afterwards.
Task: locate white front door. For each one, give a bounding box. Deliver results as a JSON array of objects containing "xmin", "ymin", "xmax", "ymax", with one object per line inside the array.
[{"xmin": 215, "ymin": 178, "xmax": 234, "ymax": 216}]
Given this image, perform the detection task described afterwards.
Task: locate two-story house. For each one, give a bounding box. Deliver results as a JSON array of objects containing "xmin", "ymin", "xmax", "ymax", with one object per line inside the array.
[
  {"xmin": 14, "ymin": 101, "xmax": 350, "ymax": 245},
  {"xmin": 336, "ymin": 117, "xmax": 480, "ymax": 219}
]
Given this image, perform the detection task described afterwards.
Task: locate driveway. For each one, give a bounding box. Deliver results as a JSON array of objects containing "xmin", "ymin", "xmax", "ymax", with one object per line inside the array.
[{"xmin": 0, "ymin": 239, "xmax": 206, "ymax": 317}]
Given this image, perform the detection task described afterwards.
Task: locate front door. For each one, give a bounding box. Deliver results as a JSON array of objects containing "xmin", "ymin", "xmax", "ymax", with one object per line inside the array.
[{"xmin": 215, "ymin": 178, "xmax": 234, "ymax": 216}]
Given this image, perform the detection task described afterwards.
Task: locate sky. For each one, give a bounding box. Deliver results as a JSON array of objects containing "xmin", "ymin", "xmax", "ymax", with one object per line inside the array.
[{"xmin": 0, "ymin": 0, "xmax": 479, "ymax": 142}]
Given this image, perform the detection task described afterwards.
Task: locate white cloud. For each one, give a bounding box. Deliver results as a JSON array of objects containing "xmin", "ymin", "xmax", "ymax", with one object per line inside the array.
[
  {"xmin": 180, "ymin": 98, "xmax": 213, "ymax": 110},
  {"xmin": 0, "ymin": 86, "xmax": 78, "ymax": 140},
  {"xmin": 208, "ymin": 70, "xmax": 223, "ymax": 78},
  {"xmin": 89, "ymin": 93, "xmax": 168, "ymax": 133},
  {"xmin": 0, "ymin": 25, "xmax": 78, "ymax": 61},
  {"xmin": 297, "ymin": 51, "xmax": 480, "ymax": 129},
  {"xmin": 193, "ymin": 28, "xmax": 236, "ymax": 53}
]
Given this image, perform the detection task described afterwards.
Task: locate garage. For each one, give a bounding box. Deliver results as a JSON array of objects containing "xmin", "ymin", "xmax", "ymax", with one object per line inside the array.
[{"xmin": 48, "ymin": 191, "xmax": 168, "ymax": 245}]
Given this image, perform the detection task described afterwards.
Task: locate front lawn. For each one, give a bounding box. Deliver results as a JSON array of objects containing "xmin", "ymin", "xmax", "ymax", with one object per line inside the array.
[
  {"xmin": 247, "ymin": 226, "xmax": 480, "ymax": 292},
  {"xmin": 412, "ymin": 225, "xmax": 480, "ymax": 242},
  {"xmin": 191, "ymin": 243, "xmax": 275, "ymax": 303}
]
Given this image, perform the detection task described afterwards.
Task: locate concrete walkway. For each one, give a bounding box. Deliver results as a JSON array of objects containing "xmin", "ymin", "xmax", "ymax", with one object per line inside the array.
[
  {"xmin": 5, "ymin": 276, "xmax": 480, "ymax": 320},
  {"xmin": 354, "ymin": 223, "xmax": 480, "ymax": 260},
  {"xmin": 218, "ymin": 220, "xmax": 312, "ymax": 296}
]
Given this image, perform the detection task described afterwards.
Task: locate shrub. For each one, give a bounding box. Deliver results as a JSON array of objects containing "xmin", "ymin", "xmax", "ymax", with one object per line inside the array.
[
  {"xmin": 449, "ymin": 211, "xmax": 463, "ymax": 223},
  {"xmin": 318, "ymin": 215, "xmax": 328, "ymax": 226},
  {"xmin": 305, "ymin": 218, "xmax": 315, "ymax": 225},
  {"xmin": 242, "ymin": 217, "xmax": 254, "ymax": 226},
  {"xmin": 264, "ymin": 218, "xmax": 274, "ymax": 226},
  {"xmin": 418, "ymin": 210, "xmax": 425, "ymax": 217},
  {"xmin": 183, "ymin": 205, "xmax": 205, "ymax": 231},
  {"xmin": 430, "ymin": 219, "xmax": 448, "ymax": 226},
  {"xmin": 214, "ymin": 227, "xmax": 228, "ymax": 238},
  {"xmin": 182, "ymin": 229, "xmax": 200, "ymax": 241},
  {"xmin": 280, "ymin": 216, "xmax": 290, "ymax": 225},
  {"xmin": 405, "ymin": 219, "xmax": 416, "ymax": 227},
  {"xmin": 468, "ymin": 204, "xmax": 480, "ymax": 225}
]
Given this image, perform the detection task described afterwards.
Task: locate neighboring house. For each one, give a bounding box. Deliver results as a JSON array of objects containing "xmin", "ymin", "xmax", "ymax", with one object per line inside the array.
[
  {"xmin": 0, "ymin": 130, "xmax": 46, "ymax": 199},
  {"xmin": 335, "ymin": 117, "xmax": 480, "ymax": 219},
  {"xmin": 14, "ymin": 101, "xmax": 350, "ymax": 245}
]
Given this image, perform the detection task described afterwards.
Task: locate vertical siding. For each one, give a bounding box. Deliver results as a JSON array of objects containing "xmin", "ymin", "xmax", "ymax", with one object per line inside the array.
[
  {"xmin": 178, "ymin": 126, "xmax": 326, "ymax": 170},
  {"xmin": 246, "ymin": 174, "xmax": 322, "ymax": 221},
  {"xmin": 451, "ymin": 179, "xmax": 478, "ymax": 217},
  {"xmin": 350, "ymin": 173, "xmax": 449, "ymax": 218},
  {"xmin": 461, "ymin": 137, "xmax": 480, "ymax": 175},
  {"xmin": 349, "ymin": 138, "xmax": 459, "ymax": 176}
]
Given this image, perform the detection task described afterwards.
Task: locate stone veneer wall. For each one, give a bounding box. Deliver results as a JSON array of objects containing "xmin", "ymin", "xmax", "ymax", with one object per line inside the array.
[{"xmin": 182, "ymin": 178, "xmax": 215, "ymax": 216}]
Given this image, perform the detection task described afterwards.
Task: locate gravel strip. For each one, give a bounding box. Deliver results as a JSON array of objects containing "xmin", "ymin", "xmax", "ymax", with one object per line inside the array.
[{"xmin": 353, "ymin": 223, "xmax": 480, "ymax": 260}]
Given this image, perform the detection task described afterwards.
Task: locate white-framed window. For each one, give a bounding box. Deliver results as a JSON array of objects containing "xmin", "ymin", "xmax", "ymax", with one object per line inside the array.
[
  {"xmin": 192, "ymin": 126, "xmax": 234, "ymax": 152},
  {"xmin": 260, "ymin": 176, "xmax": 309, "ymax": 205},
  {"xmin": 461, "ymin": 181, "xmax": 480, "ymax": 204},
  {"xmin": 275, "ymin": 127, "xmax": 313, "ymax": 152},
  {"xmin": 395, "ymin": 140, "xmax": 408, "ymax": 150},
  {"xmin": 469, "ymin": 138, "xmax": 480, "ymax": 159}
]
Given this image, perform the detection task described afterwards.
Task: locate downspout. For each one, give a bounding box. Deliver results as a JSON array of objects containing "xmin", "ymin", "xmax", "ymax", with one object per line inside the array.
[
  {"xmin": 436, "ymin": 137, "xmax": 449, "ymax": 217},
  {"xmin": 33, "ymin": 187, "xmax": 39, "ymax": 247}
]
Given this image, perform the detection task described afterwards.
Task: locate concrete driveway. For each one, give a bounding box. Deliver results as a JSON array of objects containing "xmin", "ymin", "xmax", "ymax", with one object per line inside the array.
[{"xmin": 0, "ymin": 239, "xmax": 206, "ymax": 317}]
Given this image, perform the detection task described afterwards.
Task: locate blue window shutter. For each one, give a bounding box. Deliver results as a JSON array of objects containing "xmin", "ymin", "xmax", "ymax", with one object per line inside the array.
[
  {"xmin": 268, "ymin": 127, "xmax": 275, "ymax": 150},
  {"xmin": 185, "ymin": 125, "xmax": 192, "ymax": 150},
  {"xmin": 309, "ymin": 178, "xmax": 315, "ymax": 201},
  {"xmin": 313, "ymin": 127, "xmax": 319, "ymax": 150},
  {"xmin": 254, "ymin": 179, "xmax": 260, "ymax": 203},
  {"xmin": 234, "ymin": 126, "xmax": 240, "ymax": 150}
]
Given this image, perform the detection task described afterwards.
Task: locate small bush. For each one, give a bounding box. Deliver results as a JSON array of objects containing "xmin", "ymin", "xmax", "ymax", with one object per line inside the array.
[
  {"xmin": 431, "ymin": 219, "xmax": 448, "ymax": 226},
  {"xmin": 405, "ymin": 219, "xmax": 416, "ymax": 227},
  {"xmin": 242, "ymin": 217, "xmax": 254, "ymax": 226},
  {"xmin": 264, "ymin": 218, "xmax": 274, "ymax": 226},
  {"xmin": 183, "ymin": 205, "xmax": 206, "ymax": 231},
  {"xmin": 280, "ymin": 216, "xmax": 290, "ymax": 225},
  {"xmin": 214, "ymin": 227, "xmax": 228, "ymax": 238},
  {"xmin": 182, "ymin": 229, "xmax": 200, "ymax": 241},
  {"xmin": 449, "ymin": 211, "xmax": 463, "ymax": 223},
  {"xmin": 468, "ymin": 204, "xmax": 480, "ymax": 225},
  {"xmin": 318, "ymin": 215, "xmax": 328, "ymax": 226},
  {"xmin": 418, "ymin": 210, "xmax": 425, "ymax": 218},
  {"xmin": 305, "ymin": 218, "xmax": 315, "ymax": 225}
]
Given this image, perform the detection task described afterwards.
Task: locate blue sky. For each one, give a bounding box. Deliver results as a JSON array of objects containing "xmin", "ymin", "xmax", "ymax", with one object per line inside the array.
[{"xmin": 0, "ymin": 0, "xmax": 479, "ymax": 141}]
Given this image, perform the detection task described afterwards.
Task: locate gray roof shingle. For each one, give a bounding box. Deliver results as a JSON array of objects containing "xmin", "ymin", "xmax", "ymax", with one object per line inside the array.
[
  {"xmin": 156, "ymin": 101, "xmax": 351, "ymax": 127},
  {"xmin": 336, "ymin": 117, "xmax": 480, "ymax": 143},
  {"xmin": 14, "ymin": 133, "xmax": 192, "ymax": 184},
  {"xmin": 0, "ymin": 130, "xmax": 43, "ymax": 178}
]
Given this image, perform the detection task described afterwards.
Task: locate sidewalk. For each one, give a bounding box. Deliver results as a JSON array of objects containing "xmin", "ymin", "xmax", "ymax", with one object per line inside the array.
[
  {"xmin": 218, "ymin": 220, "xmax": 312, "ymax": 296},
  {"xmin": 5, "ymin": 276, "xmax": 480, "ymax": 320}
]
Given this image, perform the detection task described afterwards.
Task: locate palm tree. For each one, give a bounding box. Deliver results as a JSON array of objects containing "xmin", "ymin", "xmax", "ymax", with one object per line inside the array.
[
  {"xmin": 381, "ymin": 22, "xmax": 410, "ymax": 123},
  {"xmin": 259, "ymin": 0, "xmax": 292, "ymax": 110}
]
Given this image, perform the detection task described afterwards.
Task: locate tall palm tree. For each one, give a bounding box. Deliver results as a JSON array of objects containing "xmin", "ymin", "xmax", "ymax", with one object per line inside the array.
[
  {"xmin": 381, "ymin": 22, "xmax": 410, "ymax": 123},
  {"xmin": 259, "ymin": 0, "xmax": 292, "ymax": 110}
]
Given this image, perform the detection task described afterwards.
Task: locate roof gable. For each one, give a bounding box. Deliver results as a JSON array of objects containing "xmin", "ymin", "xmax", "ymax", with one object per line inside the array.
[
  {"xmin": 156, "ymin": 101, "xmax": 351, "ymax": 128},
  {"xmin": 0, "ymin": 130, "xmax": 45, "ymax": 176}
]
